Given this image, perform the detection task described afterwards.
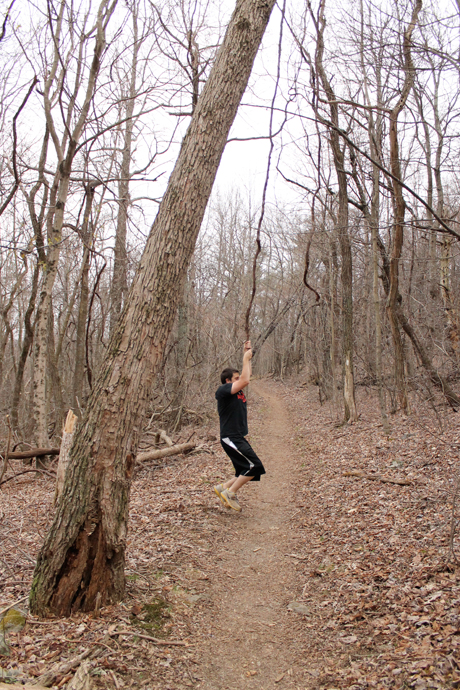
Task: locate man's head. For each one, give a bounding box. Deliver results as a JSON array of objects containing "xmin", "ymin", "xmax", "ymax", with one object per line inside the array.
[{"xmin": 221, "ymin": 367, "xmax": 239, "ymax": 384}]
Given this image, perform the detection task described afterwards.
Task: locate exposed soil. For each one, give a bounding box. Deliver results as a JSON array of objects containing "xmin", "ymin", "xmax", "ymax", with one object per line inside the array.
[
  {"xmin": 1, "ymin": 378, "xmax": 460, "ymax": 689},
  {"xmin": 196, "ymin": 379, "xmax": 303, "ymax": 688}
]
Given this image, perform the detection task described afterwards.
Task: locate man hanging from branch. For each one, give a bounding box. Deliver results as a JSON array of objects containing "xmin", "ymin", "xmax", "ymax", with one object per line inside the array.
[{"xmin": 214, "ymin": 341, "xmax": 265, "ymax": 512}]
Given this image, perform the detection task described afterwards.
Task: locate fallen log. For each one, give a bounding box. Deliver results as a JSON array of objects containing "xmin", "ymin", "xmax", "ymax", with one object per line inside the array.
[
  {"xmin": 4, "ymin": 448, "xmax": 60, "ymax": 460},
  {"xmin": 136, "ymin": 441, "xmax": 196, "ymax": 463},
  {"xmin": 2, "ymin": 440, "xmax": 196, "ymax": 469},
  {"xmin": 343, "ymin": 471, "xmax": 412, "ymax": 486},
  {"xmin": 0, "ymin": 685, "xmax": 49, "ymax": 690}
]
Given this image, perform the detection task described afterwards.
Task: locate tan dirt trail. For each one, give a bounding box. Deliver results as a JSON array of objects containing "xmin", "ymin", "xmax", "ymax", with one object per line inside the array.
[{"xmin": 197, "ymin": 379, "xmax": 305, "ymax": 689}]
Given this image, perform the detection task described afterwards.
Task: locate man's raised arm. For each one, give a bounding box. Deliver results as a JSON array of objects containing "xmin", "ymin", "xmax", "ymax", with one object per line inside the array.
[{"xmin": 231, "ymin": 341, "xmax": 252, "ymax": 394}]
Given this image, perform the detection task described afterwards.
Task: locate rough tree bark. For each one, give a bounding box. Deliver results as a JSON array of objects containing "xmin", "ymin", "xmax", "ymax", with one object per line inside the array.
[{"xmin": 30, "ymin": 0, "xmax": 276, "ymax": 617}]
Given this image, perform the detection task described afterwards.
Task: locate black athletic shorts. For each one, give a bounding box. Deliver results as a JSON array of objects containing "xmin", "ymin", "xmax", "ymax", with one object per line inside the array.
[{"xmin": 220, "ymin": 436, "xmax": 266, "ymax": 481}]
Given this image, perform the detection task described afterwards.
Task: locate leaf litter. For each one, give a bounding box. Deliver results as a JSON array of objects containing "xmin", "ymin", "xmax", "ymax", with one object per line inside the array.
[{"xmin": 0, "ymin": 379, "xmax": 459, "ymax": 688}]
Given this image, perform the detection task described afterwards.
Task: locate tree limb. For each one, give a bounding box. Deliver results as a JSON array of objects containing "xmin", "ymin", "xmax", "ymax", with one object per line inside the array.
[{"xmin": 136, "ymin": 442, "xmax": 196, "ymax": 463}]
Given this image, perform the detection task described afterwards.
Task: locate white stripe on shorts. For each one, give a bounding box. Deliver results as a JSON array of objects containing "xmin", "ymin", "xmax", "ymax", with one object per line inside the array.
[{"xmin": 221, "ymin": 437, "xmax": 255, "ymax": 475}]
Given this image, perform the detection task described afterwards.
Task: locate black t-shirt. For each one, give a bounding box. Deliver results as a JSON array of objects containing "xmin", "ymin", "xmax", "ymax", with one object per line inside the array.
[{"xmin": 215, "ymin": 383, "xmax": 248, "ymax": 438}]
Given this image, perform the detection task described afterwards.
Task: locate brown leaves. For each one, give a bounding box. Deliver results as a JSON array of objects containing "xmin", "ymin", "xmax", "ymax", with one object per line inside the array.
[
  {"xmin": 2, "ymin": 386, "xmax": 460, "ymax": 688},
  {"xmin": 286, "ymin": 382, "xmax": 460, "ymax": 687}
]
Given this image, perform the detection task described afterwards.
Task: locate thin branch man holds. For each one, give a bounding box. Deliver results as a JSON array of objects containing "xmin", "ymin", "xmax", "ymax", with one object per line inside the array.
[{"xmin": 214, "ymin": 341, "xmax": 265, "ymax": 512}]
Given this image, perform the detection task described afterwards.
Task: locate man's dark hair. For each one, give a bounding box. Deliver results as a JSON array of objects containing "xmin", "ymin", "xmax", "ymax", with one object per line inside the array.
[{"xmin": 221, "ymin": 367, "xmax": 238, "ymax": 384}]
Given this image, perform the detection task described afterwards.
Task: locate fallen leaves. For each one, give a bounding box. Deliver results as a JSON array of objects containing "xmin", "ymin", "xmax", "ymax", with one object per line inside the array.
[
  {"xmin": 287, "ymin": 381, "xmax": 460, "ymax": 688},
  {"xmin": 1, "ymin": 383, "xmax": 460, "ymax": 688},
  {"xmin": 0, "ymin": 425, "xmax": 219, "ymax": 688}
]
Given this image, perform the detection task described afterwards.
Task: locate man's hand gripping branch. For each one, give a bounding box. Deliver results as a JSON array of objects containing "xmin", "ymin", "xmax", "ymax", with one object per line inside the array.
[{"xmin": 230, "ymin": 340, "xmax": 252, "ymax": 394}]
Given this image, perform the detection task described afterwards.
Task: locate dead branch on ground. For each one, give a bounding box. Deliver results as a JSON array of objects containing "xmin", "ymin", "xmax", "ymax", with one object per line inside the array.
[
  {"xmin": 36, "ymin": 647, "xmax": 102, "ymax": 687},
  {"xmin": 343, "ymin": 471, "xmax": 412, "ymax": 486},
  {"xmin": 112, "ymin": 628, "xmax": 190, "ymax": 646},
  {"xmin": 5, "ymin": 448, "xmax": 60, "ymax": 460},
  {"xmin": 136, "ymin": 441, "xmax": 196, "ymax": 463},
  {"xmin": 0, "ymin": 467, "xmax": 56, "ymax": 488}
]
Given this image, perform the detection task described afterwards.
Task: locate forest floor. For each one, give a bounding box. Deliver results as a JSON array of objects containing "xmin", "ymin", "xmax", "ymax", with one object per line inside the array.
[{"xmin": 1, "ymin": 378, "xmax": 460, "ymax": 689}]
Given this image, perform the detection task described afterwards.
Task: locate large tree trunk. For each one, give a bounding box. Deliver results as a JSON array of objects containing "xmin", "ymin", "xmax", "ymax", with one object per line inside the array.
[
  {"xmin": 358, "ymin": 3, "xmax": 390, "ymax": 432},
  {"xmin": 72, "ymin": 247, "xmax": 90, "ymax": 411},
  {"xmin": 313, "ymin": 0, "xmax": 357, "ymax": 422},
  {"xmin": 30, "ymin": 0, "xmax": 276, "ymax": 617},
  {"xmin": 48, "ymin": 299, "xmax": 65, "ymax": 433},
  {"xmin": 386, "ymin": 0, "xmax": 421, "ymax": 413}
]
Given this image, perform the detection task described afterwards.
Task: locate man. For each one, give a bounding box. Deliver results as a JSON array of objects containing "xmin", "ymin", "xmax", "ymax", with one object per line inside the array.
[{"xmin": 214, "ymin": 340, "xmax": 265, "ymax": 512}]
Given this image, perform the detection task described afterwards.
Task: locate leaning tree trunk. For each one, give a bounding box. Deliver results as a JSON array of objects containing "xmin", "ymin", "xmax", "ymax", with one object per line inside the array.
[
  {"xmin": 396, "ymin": 305, "xmax": 460, "ymax": 409},
  {"xmin": 30, "ymin": 0, "xmax": 276, "ymax": 617}
]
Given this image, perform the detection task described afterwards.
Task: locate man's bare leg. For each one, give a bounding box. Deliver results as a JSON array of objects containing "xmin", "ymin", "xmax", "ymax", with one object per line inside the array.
[{"xmin": 223, "ymin": 475, "xmax": 253, "ymax": 492}]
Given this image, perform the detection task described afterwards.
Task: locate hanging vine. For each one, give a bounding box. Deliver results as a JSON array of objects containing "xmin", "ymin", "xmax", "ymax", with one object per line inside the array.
[{"xmin": 244, "ymin": 0, "xmax": 287, "ymax": 349}]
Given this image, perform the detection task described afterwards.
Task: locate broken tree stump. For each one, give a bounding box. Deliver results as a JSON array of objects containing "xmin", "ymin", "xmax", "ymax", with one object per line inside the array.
[{"xmin": 55, "ymin": 410, "xmax": 78, "ymax": 503}]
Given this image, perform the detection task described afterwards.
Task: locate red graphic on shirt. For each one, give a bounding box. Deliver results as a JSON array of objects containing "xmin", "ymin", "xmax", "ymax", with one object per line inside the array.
[{"xmin": 237, "ymin": 391, "xmax": 246, "ymax": 403}]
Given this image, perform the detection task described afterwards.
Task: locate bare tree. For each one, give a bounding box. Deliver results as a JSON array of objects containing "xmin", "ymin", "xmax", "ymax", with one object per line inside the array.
[
  {"xmin": 28, "ymin": 0, "xmax": 117, "ymax": 447},
  {"xmin": 30, "ymin": 0, "xmax": 276, "ymax": 616},
  {"xmin": 306, "ymin": 0, "xmax": 358, "ymax": 421}
]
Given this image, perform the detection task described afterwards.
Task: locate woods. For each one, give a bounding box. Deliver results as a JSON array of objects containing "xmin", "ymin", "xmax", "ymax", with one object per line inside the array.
[
  {"xmin": 27, "ymin": 0, "xmax": 277, "ymax": 615},
  {"xmin": 2, "ymin": 1, "xmax": 460, "ymax": 687},
  {"xmin": 0, "ymin": 0, "xmax": 460, "ymax": 624}
]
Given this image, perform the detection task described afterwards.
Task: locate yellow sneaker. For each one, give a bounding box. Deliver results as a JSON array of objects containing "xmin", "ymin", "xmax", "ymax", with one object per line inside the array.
[
  {"xmin": 214, "ymin": 483, "xmax": 228, "ymax": 507},
  {"xmin": 221, "ymin": 489, "xmax": 242, "ymax": 512}
]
